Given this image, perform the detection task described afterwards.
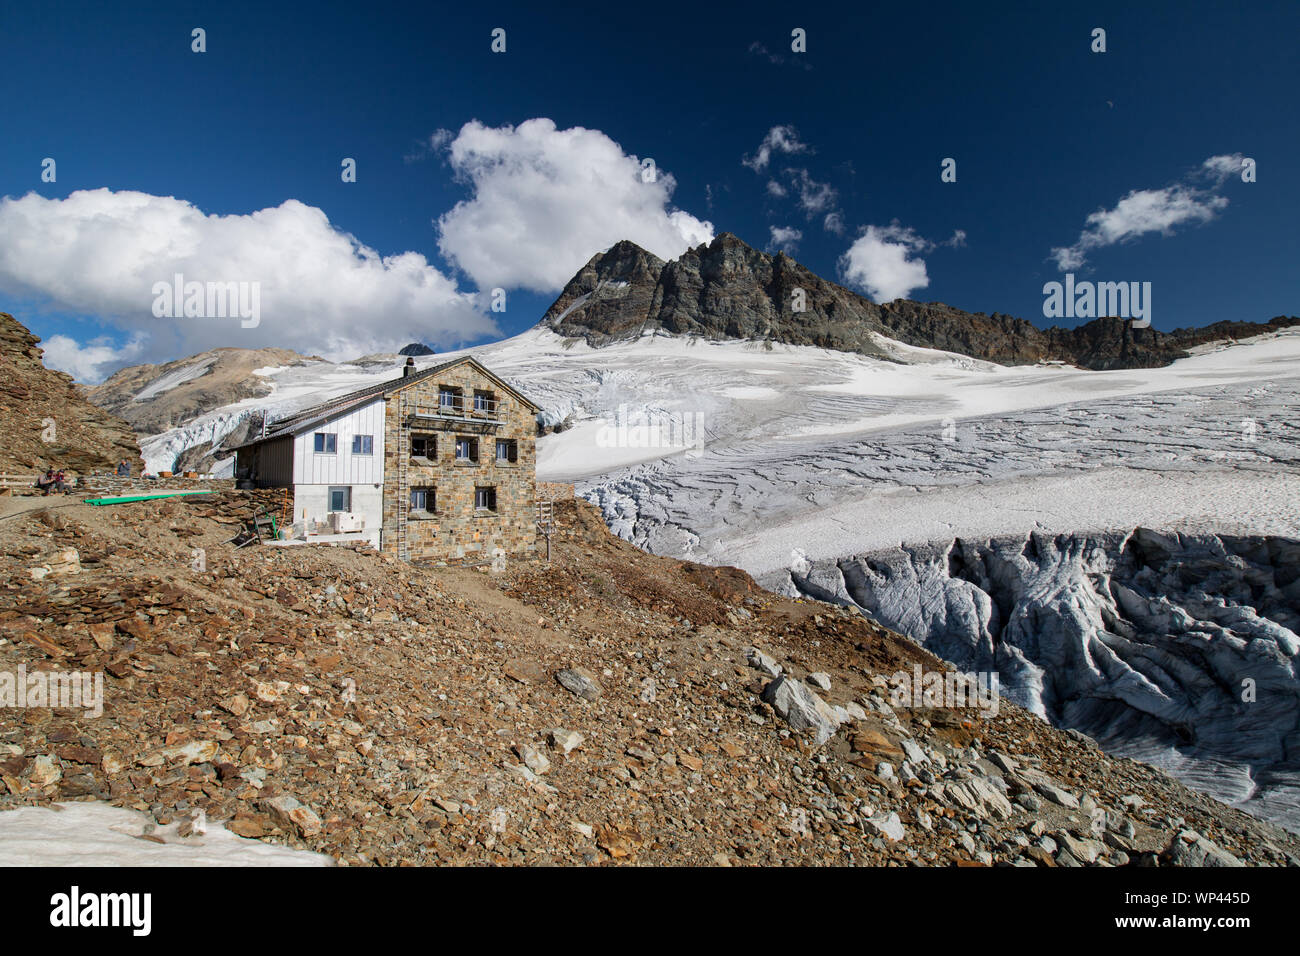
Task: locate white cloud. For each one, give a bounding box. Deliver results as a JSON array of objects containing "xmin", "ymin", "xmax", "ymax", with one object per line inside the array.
[
  {"xmin": 40, "ymin": 333, "xmax": 145, "ymax": 384},
  {"xmin": 1050, "ymin": 155, "xmax": 1241, "ymax": 270},
  {"xmin": 0, "ymin": 188, "xmax": 496, "ymax": 374},
  {"xmin": 435, "ymin": 118, "xmax": 713, "ymax": 293},
  {"xmin": 839, "ymin": 223, "xmax": 933, "ymax": 303},
  {"xmin": 743, "ymin": 125, "xmax": 810, "ymax": 172},
  {"xmin": 766, "ymin": 226, "xmax": 803, "ymax": 255},
  {"xmin": 404, "ymin": 128, "xmax": 454, "ymax": 163},
  {"xmin": 746, "ymin": 42, "xmax": 812, "ymax": 71},
  {"xmin": 1200, "ymin": 153, "xmax": 1247, "ymax": 184},
  {"xmin": 746, "ymin": 127, "xmax": 845, "ymax": 231},
  {"xmin": 785, "ymin": 169, "xmax": 837, "ymax": 218}
]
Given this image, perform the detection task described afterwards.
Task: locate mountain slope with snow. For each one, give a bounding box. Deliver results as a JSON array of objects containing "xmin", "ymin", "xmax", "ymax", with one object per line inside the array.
[{"xmin": 101, "ymin": 316, "xmax": 1300, "ymax": 831}]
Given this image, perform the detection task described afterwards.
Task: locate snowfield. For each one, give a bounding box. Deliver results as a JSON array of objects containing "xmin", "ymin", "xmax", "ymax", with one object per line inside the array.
[{"xmin": 134, "ymin": 322, "xmax": 1300, "ymax": 829}]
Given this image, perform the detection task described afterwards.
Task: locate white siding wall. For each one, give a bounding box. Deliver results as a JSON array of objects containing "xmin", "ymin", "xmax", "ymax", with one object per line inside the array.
[
  {"xmin": 293, "ymin": 483, "xmax": 383, "ymax": 545},
  {"xmin": 292, "ymin": 399, "xmax": 386, "ymax": 485}
]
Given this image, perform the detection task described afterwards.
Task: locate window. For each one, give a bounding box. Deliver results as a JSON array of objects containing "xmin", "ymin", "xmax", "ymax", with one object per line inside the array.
[
  {"xmin": 495, "ymin": 439, "xmax": 518, "ymax": 463},
  {"xmin": 474, "ymin": 390, "xmax": 495, "ymax": 413},
  {"xmin": 409, "ymin": 486, "xmax": 436, "ymax": 513},
  {"xmin": 314, "ymin": 432, "xmax": 337, "ymax": 454},
  {"xmin": 411, "ymin": 435, "xmax": 435, "ymax": 458},
  {"xmin": 455, "ymin": 437, "xmax": 478, "ymax": 462},
  {"xmin": 439, "ymin": 387, "xmax": 462, "ymax": 412},
  {"xmin": 475, "ymin": 486, "xmax": 497, "ymax": 512},
  {"xmin": 328, "ymin": 486, "xmax": 351, "ymax": 512},
  {"xmin": 352, "ymin": 434, "xmax": 374, "ymax": 455}
]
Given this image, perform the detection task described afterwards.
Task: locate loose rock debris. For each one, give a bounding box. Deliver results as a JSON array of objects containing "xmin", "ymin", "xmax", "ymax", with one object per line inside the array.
[{"xmin": 0, "ymin": 492, "xmax": 1297, "ymax": 867}]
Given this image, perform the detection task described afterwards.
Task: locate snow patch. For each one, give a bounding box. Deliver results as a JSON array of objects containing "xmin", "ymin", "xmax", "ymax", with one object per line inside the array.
[
  {"xmin": 0, "ymin": 802, "xmax": 334, "ymax": 866},
  {"xmin": 133, "ymin": 358, "xmax": 216, "ymax": 401}
]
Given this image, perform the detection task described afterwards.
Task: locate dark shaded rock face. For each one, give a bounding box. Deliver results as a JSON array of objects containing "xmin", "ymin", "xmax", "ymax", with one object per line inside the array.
[
  {"xmin": 541, "ymin": 234, "xmax": 1299, "ymax": 369},
  {"xmin": 398, "ymin": 343, "xmax": 436, "ymax": 356},
  {"xmin": 541, "ymin": 240, "xmax": 667, "ymax": 345}
]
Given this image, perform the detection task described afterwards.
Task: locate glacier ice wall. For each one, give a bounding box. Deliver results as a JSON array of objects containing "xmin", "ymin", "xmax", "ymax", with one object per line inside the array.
[{"xmin": 768, "ymin": 529, "xmax": 1300, "ymax": 830}]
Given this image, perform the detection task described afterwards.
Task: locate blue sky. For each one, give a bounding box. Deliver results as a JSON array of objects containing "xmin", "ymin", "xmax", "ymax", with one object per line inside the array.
[{"xmin": 0, "ymin": 0, "xmax": 1295, "ymax": 380}]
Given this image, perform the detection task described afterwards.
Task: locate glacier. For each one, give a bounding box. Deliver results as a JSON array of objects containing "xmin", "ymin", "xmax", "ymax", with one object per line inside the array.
[{"xmin": 783, "ymin": 529, "xmax": 1300, "ymax": 830}]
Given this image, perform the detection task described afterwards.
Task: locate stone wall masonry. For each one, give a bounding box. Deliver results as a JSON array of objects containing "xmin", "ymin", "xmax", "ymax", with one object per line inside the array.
[
  {"xmin": 536, "ymin": 482, "xmax": 575, "ymax": 501},
  {"xmin": 380, "ymin": 365, "xmax": 538, "ymax": 563}
]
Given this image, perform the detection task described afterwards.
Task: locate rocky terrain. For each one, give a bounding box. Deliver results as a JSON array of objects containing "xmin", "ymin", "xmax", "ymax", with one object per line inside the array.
[
  {"xmin": 1, "ymin": 490, "xmax": 1296, "ymax": 866},
  {"xmin": 0, "ymin": 312, "xmax": 141, "ymax": 477},
  {"xmin": 543, "ymin": 234, "xmax": 1300, "ymax": 370}
]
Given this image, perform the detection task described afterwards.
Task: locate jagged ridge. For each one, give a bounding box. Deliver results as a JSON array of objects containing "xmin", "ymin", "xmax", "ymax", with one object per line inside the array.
[{"xmin": 542, "ymin": 234, "xmax": 1300, "ymax": 369}]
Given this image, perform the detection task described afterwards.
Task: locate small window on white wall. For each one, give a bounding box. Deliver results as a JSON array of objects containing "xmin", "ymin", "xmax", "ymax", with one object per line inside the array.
[
  {"xmin": 328, "ymin": 486, "xmax": 351, "ymax": 512},
  {"xmin": 314, "ymin": 433, "xmax": 338, "ymax": 454},
  {"xmin": 352, "ymin": 434, "xmax": 374, "ymax": 455}
]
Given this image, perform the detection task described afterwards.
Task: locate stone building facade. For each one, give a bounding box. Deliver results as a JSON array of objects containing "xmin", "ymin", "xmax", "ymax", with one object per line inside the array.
[{"xmin": 380, "ymin": 360, "xmax": 540, "ymax": 563}]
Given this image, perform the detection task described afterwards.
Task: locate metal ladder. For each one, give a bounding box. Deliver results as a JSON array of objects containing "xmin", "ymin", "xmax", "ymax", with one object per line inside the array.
[
  {"xmin": 536, "ymin": 498, "xmax": 555, "ymax": 560},
  {"xmin": 536, "ymin": 499, "xmax": 555, "ymax": 534}
]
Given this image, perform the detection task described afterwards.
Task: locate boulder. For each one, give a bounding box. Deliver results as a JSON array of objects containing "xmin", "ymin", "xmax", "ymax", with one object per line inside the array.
[
  {"xmin": 761, "ymin": 675, "xmax": 840, "ymax": 745},
  {"xmin": 555, "ymin": 667, "xmax": 603, "ymax": 701}
]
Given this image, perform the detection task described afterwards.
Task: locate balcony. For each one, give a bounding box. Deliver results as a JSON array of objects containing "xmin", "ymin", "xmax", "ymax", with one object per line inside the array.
[{"xmin": 406, "ymin": 394, "xmax": 506, "ymax": 427}]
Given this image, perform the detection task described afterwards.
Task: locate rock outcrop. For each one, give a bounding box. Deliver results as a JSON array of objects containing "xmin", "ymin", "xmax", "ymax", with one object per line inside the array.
[
  {"xmin": 542, "ymin": 233, "xmax": 1300, "ymax": 369},
  {"xmin": 0, "ymin": 312, "xmax": 141, "ymax": 476},
  {"xmin": 398, "ymin": 343, "xmax": 436, "ymax": 356}
]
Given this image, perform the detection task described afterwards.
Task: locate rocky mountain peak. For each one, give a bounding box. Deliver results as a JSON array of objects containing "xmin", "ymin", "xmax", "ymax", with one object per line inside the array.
[
  {"xmin": 398, "ymin": 342, "xmax": 436, "ymax": 357},
  {"xmin": 539, "ymin": 232, "xmax": 1300, "ymax": 370}
]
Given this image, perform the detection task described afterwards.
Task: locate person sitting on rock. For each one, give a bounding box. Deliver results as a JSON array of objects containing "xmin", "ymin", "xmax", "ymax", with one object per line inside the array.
[
  {"xmin": 52, "ymin": 470, "xmax": 68, "ymax": 494},
  {"xmin": 116, "ymin": 459, "xmax": 130, "ymax": 477},
  {"xmin": 35, "ymin": 469, "xmax": 57, "ymax": 495}
]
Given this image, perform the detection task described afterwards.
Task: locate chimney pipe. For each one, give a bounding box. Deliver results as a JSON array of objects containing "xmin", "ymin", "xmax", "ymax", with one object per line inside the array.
[{"xmin": 403, "ymin": 356, "xmax": 416, "ymax": 377}]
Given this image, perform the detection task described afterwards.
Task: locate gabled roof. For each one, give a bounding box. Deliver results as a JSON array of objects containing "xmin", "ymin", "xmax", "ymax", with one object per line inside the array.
[{"xmin": 233, "ymin": 355, "xmax": 540, "ymax": 450}]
